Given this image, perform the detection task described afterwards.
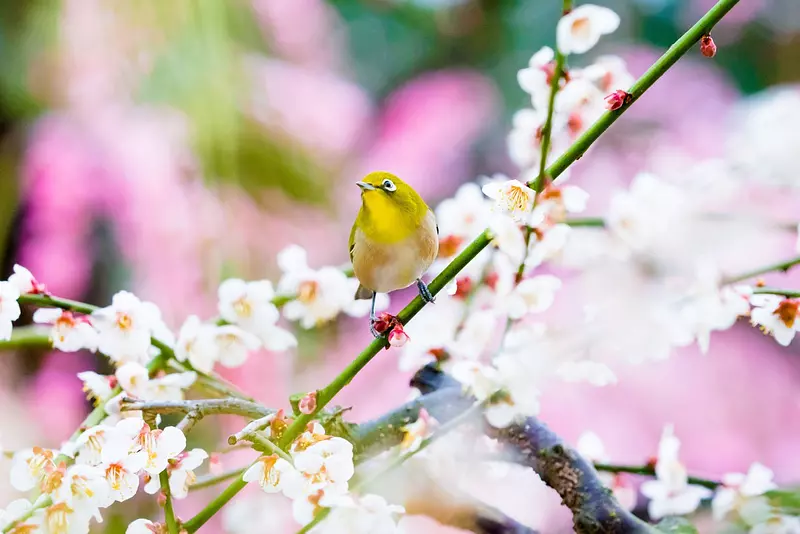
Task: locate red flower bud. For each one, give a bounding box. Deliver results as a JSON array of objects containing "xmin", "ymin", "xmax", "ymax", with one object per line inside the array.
[
  {"xmin": 604, "ymin": 89, "xmax": 631, "ymax": 111},
  {"xmin": 700, "ymin": 35, "xmax": 717, "ymax": 58},
  {"xmin": 298, "ymin": 391, "xmax": 318, "ymax": 415}
]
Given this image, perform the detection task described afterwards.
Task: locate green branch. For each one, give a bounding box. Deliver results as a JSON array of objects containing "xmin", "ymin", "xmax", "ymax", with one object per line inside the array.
[
  {"xmin": 593, "ymin": 463, "xmax": 720, "ymax": 489},
  {"xmin": 723, "ymin": 256, "xmax": 800, "ymax": 285},
  {"xmin": 752, "ymin": 287, "xmax": 800, "ymax": 299},
  {"xmin": 160, "ymin": 471, "xmax": 179, "ymax": 534},
  {"xmin": 180, "ymin": 0, "xmax": 741, "ymax": 526}
]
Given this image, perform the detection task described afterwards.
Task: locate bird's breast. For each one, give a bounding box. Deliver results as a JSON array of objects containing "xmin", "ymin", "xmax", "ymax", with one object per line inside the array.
[{"xmin": 352, "ymin": 210, "xmax": 438, "ymax": 293}]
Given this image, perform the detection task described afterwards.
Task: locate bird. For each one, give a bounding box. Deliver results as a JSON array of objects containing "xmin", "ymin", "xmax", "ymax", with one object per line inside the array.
[{"xmin": 349, "ymin": 171, "xmax": 439, "ymax": 337}]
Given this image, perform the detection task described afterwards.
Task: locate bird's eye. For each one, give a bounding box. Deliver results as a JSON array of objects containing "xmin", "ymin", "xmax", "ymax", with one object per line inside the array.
[{"xmin": 382, "ymin": 179, "xmax": 396, "ymax": 192}]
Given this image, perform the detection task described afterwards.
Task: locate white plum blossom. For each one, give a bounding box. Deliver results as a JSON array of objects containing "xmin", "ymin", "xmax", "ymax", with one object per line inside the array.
[
  {"xmin": 51, "ymin": 464, "xmax": 110, "ymax": 516},
  {"xmin": 556, "ymin": 4, "xmax": 620, "ymax": 55},
  {"xmin": 0, "ymin": 499, "xmax": 35, "ymax": 531},
  {"xmin": 243, "ymin": 454, "xmax": 303, "ymax": 496},
  {"xmin": 582, "ymin": 55, "xmax": 635, "ymax": 94},
  {"xmin": 448, "ymin": 308, "xmax": 501, "ymax": 361},
  {"xmin": 486, "ymin": 354, "xmax": 543, "ymax": 427},
  {"xmin": 750, "ymin": 294, "xmax": 800, "ymax": 346},
  {"xmin": 292, "ymin": 437, "xmax": 355, "ymax": 495},
  {"xmin": 115, "ymin": 362, "xmax": 151, "ymax": 399},
  {"xmin": 640, "ymin": 425, "xmax": 713, "ymax": 519},
  {"xmin": 277, "ymin": 245, "xmax": 355, "ymax": 328},
  {"xmin": 33, "ymin": 309, "xmax": 98, "ymax": 352},
  {"xmin": 323, "ymin": 493, "xmax": 405, "ymax": 534},
  {"xmin": 505, "ymin": 275, "xmax": 562, "ymax": 319},
  {"xmin": 130, "ymin": 425, "xmax": 187, "ymax": 475},
  {"xmin": 218, "ymin": 278, "xmax": 297, "ymax": 351},
  {"xmin": 506, "ymin": 109, "xmax": 547, "ymax": 169},
  {"xmin": 38, "ymin": 501, "xmax": 92, "ymax": 534},
  {"xmin": 750, "ymin": 516, "xmax": 800, "ymax": 534},
  {"xmin": 517, "ymin": 46, "xmax": 556, "ymax": 110},
  {"xmin": 400, "ymin": 409, "xmax": 436, "ymax": 453},
  {"xmin": 147, "ymin": 371, "xmax": 197, "ymax": 401},
  {"xmin": 166, "ymin": 449, "xmax": 209, "ymax": 499},
  {"xmin": 0, "ymin": 281, "xmax": 21, "ymax": 341},
  {"xmin": 712, "ymin": 462, "xmax": 777, "ymax": 521},
  {"xmin": 91, "ymin": 291, "xmax": 162, "ymax": 363},
  {"xmin": 100, "ymin": 448, "xmax": 146, "ymax": 503},
  {"xmin": 212, "ymin": 325, "xmax": 262, "ymax": 368},
  {"xmin": 399, "ymin": 296, "xmax": 463, "ymax": 372},
  {"xmin": 175, "ymin": 315, "xmax": 219, "ymax": 373},
  {"xmin": 531, "ymin": 184, "xmax": 590, "ymax": 224},
  {"xmin": 556, "ymin": 360, "xmax": 617, "ymax": 386},
  {"xmin": 8, "ymin": 264, "xmax": 44, "ymax": 295},
  {"xmin": 482, "ymin": 177, "xmax": 536, "ymax": 222},
  {"xmin": 10, "ymin": 446, "xmax": 57, "ymax": 491}
]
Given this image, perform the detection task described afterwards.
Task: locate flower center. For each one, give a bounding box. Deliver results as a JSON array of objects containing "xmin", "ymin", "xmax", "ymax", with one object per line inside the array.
[
  {"xmin": 571, "ymin": 16, "xmax": 592, "ymax": 39},
  {"xmin": 233, "ymin": 297, "xmax": 252, "ymax": 318},
  {"xmin": 106, "ymin": 464, "xmax": 124, "ymax": 490},
  {"xmin": 45, "ymin": 502, "xmax": 73, "ymax": 534},
  {"xmin": 116, "ymin": 312, "xmax": 133, "ymax": 331},
  {"xmin": 505, "ymin": 185, "xmax": 532, "ymax": 212},
  {"xmin": 775, "ymin": 300, "xmax": 799, "ymax": 328},
  {"xmin": 297, "ymin": 281, "xmax": 319, "ymax": 304}
]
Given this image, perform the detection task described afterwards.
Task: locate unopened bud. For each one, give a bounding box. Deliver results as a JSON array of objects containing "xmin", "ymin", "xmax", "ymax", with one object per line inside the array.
[
  {"xmin": 700, "ymin": 35, "xmax": 717, "ymax": 58},
  {"xmin": 298, "ymin": 391, "xmax": 318, "ymax": 415},
  {"xmin": 604, "ymin": 89, "xmax": 631, "ymax": 111}
]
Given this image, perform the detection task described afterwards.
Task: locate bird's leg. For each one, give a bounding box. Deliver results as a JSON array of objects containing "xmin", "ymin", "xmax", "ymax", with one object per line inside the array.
[
  {"xmin": 416, "ymin": 278, "xmax": 435, "ymax": 303},
  {"xmin": 369, "ymin": 293, "xmax": 381, "ymax": 338}
]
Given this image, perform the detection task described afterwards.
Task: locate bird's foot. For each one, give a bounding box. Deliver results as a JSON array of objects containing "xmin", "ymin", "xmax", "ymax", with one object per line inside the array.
[
  {"xmin": 417, "ymin": 279, "xmax": 435, "ymax": 303},
  {"xmin": 370, "ymin": 312, "xmax": 401, "ymax": 340}
]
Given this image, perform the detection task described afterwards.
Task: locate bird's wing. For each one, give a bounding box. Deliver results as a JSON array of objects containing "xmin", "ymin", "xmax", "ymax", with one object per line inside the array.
[{"xmin": 348, "ymin": 221, "xmax": 356, "ymax": 263}]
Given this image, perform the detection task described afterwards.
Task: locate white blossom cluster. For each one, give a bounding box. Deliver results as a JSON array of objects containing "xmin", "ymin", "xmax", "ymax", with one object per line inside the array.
[
  {"xmin": 575, "ymin": 428, "xmax": 795, "ymax": 533},
  {"xmin": 241, "ymin": 418, "xmax": 404, "ymax": 531}
]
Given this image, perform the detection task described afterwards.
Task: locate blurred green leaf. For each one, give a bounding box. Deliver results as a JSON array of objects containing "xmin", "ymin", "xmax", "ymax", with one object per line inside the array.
[
  {"xmin": 765, "ymin": 490, "xmax": 800, "ymax": 516},
  {"xmin": 138, "ymin": 0, "xmax": 326, "ymax": 205}
]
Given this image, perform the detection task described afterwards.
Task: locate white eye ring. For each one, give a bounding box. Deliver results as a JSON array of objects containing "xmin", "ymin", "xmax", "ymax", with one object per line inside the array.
[{"xmin": 382, "ymin": 179, "xmax": 396, "ymax": 192}]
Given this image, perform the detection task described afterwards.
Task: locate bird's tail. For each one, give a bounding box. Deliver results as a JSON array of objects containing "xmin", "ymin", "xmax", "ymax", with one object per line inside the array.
[{"xmin": 354, "ymin": 283, "xmax": 374, "ymax": 300}]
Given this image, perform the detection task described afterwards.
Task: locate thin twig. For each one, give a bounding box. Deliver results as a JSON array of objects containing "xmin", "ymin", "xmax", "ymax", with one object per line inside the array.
[
  {"xmin": 722, "ymin": 256, "xmax": 800, "ymax": 284},
  {"xmin": 228, "ymin": 414, "xmax": 274, "ymax": 445},
  {"xmin": 751, "ymin": 287, "xmax": 800, "ymax": 299},
  {"xmin": 190, "ymin": 468, "xmax": 247, "ymax": 492},
  {"xmin": 119, "ymin": 398, "xmax": 272, "ymax": 419},
  {"xmin": 177, "ymin": 410, "xmax": 203, "ymax": 434}
]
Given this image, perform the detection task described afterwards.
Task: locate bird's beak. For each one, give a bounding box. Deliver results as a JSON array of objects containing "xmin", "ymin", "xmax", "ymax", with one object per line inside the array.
[{"xmin": 356, "ymin": 181, "xmax": 376, "ymax": 191}]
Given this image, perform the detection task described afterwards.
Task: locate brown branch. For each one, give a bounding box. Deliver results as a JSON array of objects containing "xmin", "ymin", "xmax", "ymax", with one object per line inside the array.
[
  {"xmin": 119, "ymin": 398, "xmax": 272, "ymax": 419},
  {"xmin": 411, "ymin": 365, "xmax": 654, "ymax": 534}
]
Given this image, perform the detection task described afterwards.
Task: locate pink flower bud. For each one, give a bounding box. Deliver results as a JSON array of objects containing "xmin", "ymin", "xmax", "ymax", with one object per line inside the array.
[
  {"xmin": 372, "ymin": 312, "xmax": 394, "ymax": 334},
  {"xmin": 298, "ymin": 391, "xmax": 318, "ymax": 415},
  {"xmin": 157, "ymin": 490, "xmax": 167, "ymax": 507},
  {"xmin": 700, "ymin": 35, "xmax": 717, "ymax": 58},
  {"xmin": 604, "ymin": 89, "xmax": 631, "ymax": 111},
  {"xmin": 208, "ymin": 453, "xmax": 223, "ymax": 475},
  {"xmin": 388, "ymin": 325, "xmax": 410, "ymax": 347}
]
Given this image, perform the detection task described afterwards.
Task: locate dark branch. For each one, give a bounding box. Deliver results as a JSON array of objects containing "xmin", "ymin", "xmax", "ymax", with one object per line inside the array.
[{"xmin": 410, "ymin": 365, "xmax": 654, "ymax": 534}]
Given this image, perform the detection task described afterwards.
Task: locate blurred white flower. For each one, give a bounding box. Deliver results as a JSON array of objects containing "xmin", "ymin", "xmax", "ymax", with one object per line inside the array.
[
  {"xmin": 448, "ymin": 308, "xmax": 500, "ymax": 361},
  {"xmin": 576, "ymin": 431, "xmax": 609, "ymax": 463},
  {"xmin": 505, "ymin": 275, "xmax": 562, "ymax": 319},
  {"xmin": 323, "ymin": 493, "xmax": 405, "ymax": 534},
  {"xmin": 506, "ymin": 110, "xmax": 547, "ymax": 170},
  {"xmin": 175, "ymin": 315, "xmax": 219, "ymax": 373},
  {"xmin": 33, "ymin": 309, "xmax": 98, "ymax": 353},
  {"xmin": 39, "ymin": 501, "xmax": 92, "ymax": 534},
  {"xmin": 213, "ymin": 325, "xmax": 262, "ymax": 368},
  {"xmin": 488, "ymin": 214, "xmax": 526, "ymax": 265},
  {"xmin": 482, "ymin": 178, "xmax": 536, "ymax": 222},
  {"xmin": 749, "ymin": 515, "xmax": 800, "ymax": 534},
  {"xmin": 92, "ymin": 291, "xmax": 161, "ymax": 363},
  {"xmin": 0, "ymin": 281, "xmax": 21, "ymax": 342},
  {"xmin": 292, "ymin": 437, "xmax": 355, "ymax": 495},
  {"xmin": 712, "ymin": 462, "xmax": 777, "ymax": 521},
  {"xmin": 518, "ymin": 46, "xmax": 557, "ymax": 110},
  {"xmin": 147, "ymin": 371, "xmax": 197, "ymax": 402},
  {"xmin": 486, "ymin": 354, "xmax": 542, "ymax": 427},
  {"xmin": 8, "ymin": 264, "xmax": 45, "ymax": 295},
  {"xmin": 400, "ymin": 408, "xmax": 436, "ymax": 453},
  {"xmin": 218, "ymin": 279, "xmax": 297, "ymax": 351},
  {"xmin": 0, "ymin": 499, "xmax": 35, "ymax": 531},
  {"xmin": 557, "ymin": 360, "xmax": 617, "ymax": 386},
  {"xmin": 277, "ymin": 245, "xmax": 353, "ymax": 328},
  {"xmin": 532, "ymin": 185, "xmax": 589, "ymax": 225},
  {"xmin": 750, "ymin": 294, "xmax": 800, "ymax": 346},
  {"xmin": 126, "ymin": 519, "xmax": 159, "ymax": 534},
  {"xmin": 436, "ymin": 182, "xmax": 493, "ymax": 241},
  {"xmin": 77, "ymin": 372, "xmax": 116, "ymax": 405},
  {"xmin": 581, "ymin": 55, "xmax": 635, "ymax": 94},
  {"xmin": 525, "ymin": 224, "xmax": 571, "ymax": 271},
  {"xmin": 115, "ymin": 362, "xmax": 150, "ymax": 399},
  {"xmin": 640, "ymin": 425, "xmax": 713, "ymax": 519},
  {"xmin": 557, "ymin": 4, "xmax": 620, "ymax": 55},
  {"xmin": 399, "ymin": 296, "xmax": 463, "ymax": 372}
]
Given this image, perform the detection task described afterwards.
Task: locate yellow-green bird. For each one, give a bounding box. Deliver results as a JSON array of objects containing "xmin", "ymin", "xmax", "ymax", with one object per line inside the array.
[{"xmin": 349, "ymin": 171, "xmax": 439, "ymax": 337}]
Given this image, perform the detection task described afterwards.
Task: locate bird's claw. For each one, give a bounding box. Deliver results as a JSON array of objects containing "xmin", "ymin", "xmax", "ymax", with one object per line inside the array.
[
  {"xmin": 370, "ymin": 312, "xmax": 401, "ymax": 340},
  {"xmin": 417, "ymin": 279, "xmax": 435, "ymax": 303},
  {"xmin": 369, "ymin": 321, "xmax": 382, "ymax": 339}
]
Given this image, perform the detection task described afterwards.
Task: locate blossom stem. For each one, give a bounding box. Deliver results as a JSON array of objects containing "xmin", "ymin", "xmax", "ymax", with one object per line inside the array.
[
  {"xmin": 593, "ymin": 463, "xmax": 720, "ymax": 489},
  {"xmin": 722, "ymin": 256, "xmax": 800, "ymax": 284},
  {"xmin": 189, "ymin": 468, "xmax": 246, "ymax": 492},
  {"xmin": 751, "ymin": 287, "xmax": 800, "ymax": 299},
  {"xmin": 160, "ymin": 470, "xmax": 180, "ymax": 534},
  {"xmin": 243, "ymin": 432, "xmax": 293, "ymax": 462},
  {"xmin": 0, "ymin": 327, "xmax": 50, "ymax": 350},
  {"xmin": 0, "ymin": 495, "xmax": 52, "ymax": 533},
  {"xmin": 565, "ymin": 216, "xmax": 605, "ymax": 227},
  {"xmin": 181, "ymin": 0, "xmax": 742, "ymax": 523}
]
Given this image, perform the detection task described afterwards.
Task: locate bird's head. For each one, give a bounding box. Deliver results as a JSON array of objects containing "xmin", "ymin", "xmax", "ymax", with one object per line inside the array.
[{"xmin": 356, "ymin": 171, "xmax": 425, "ymax": 215}]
